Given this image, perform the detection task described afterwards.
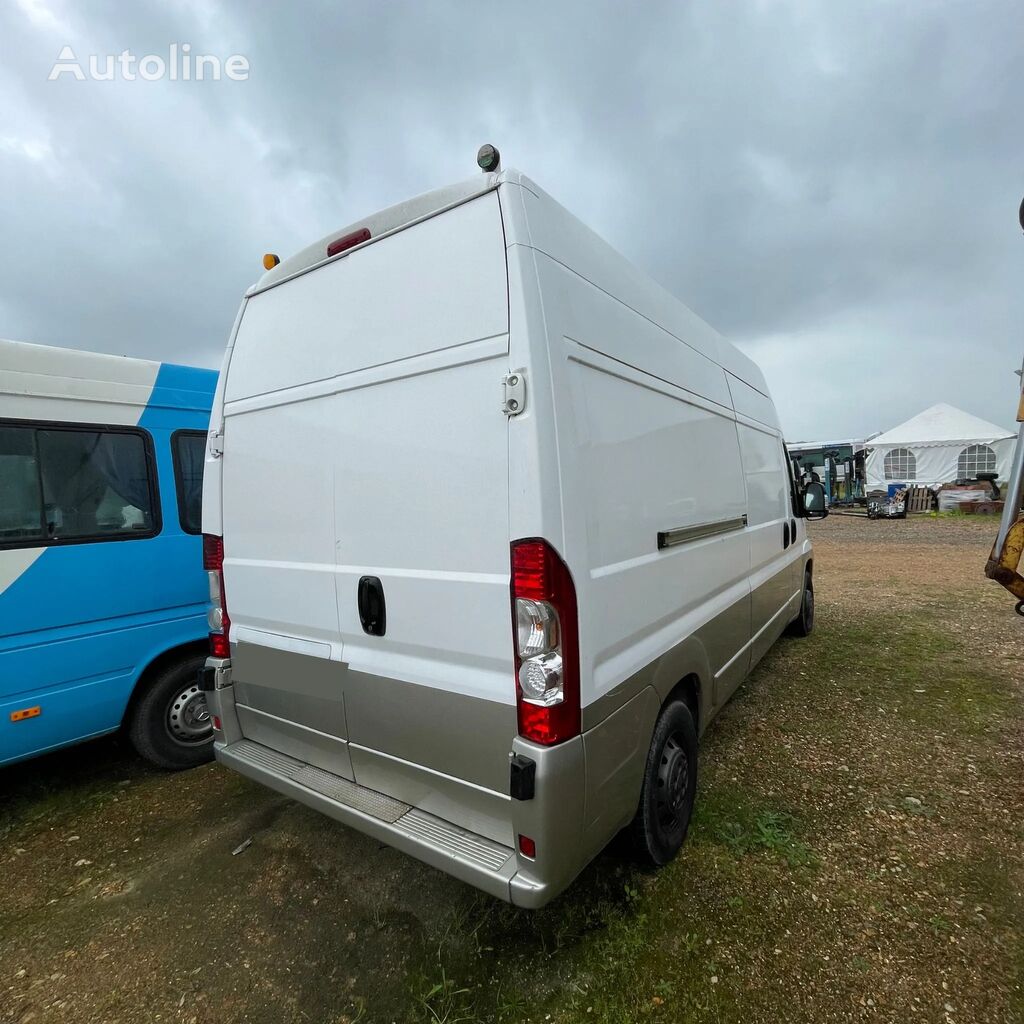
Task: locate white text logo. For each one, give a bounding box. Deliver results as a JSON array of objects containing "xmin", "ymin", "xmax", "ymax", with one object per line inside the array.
[{"xmin": 48, "ymin": 44, "xmax": 250, "ymax": 82}]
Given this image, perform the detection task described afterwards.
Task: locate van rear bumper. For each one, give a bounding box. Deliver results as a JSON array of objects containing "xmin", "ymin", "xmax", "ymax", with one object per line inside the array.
[
  {"xmin": 207, "ymin": 664, "xmax": 592, "ymax": 908},
  {"xmin": 217, "ymin": 735, "xmax": 525, "ymax": 901}
]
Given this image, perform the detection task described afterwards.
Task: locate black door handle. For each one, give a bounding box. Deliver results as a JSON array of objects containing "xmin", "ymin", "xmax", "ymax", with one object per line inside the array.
[
  {"xmin": 358, "ymin": 576, "xmax": 386, "ymax": 636},
  {"xmin": 783, "ymin": 521, "xmax": 790, "ymax": 548}
]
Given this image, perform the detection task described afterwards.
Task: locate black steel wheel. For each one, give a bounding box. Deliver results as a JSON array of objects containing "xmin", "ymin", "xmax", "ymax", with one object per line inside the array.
[
  {"xmin": 630, "ymin": 700, "xmax": 698, "ymax": 866},
  {"xmin": 128, "ymin": 653, "xmax": 213, "ymax": 770}
]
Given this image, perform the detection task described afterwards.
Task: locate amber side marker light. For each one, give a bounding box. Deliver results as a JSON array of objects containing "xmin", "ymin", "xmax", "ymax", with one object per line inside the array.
[
  {"xmin": 11, "ymin": 706, "xmax": 41, "ymax": 722},
  {"xmin": 263, "ymin": 253, "xmax": 280, "ymax": 270}
]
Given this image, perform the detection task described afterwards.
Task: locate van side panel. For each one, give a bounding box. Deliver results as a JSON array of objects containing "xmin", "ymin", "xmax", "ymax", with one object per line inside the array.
[{"xmin": 518, "ymin": 254, "xmax": 752, "ymax": 717}]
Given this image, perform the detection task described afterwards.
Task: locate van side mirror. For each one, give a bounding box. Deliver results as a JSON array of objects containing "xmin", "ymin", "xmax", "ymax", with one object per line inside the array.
[{"xmin": 801, "ymin": 481, "xmax": 828, "ymax": 520}]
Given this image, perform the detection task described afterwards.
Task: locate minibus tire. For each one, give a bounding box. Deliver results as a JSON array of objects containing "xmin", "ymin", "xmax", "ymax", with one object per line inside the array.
[
  {"xmin": 787, "ymin": 571, "xmax": 814, "ymax": 638},
  {"xmin": 128, "ymin": 654, "xmax": 214, "ymax": 770},
  {"xmin": 630, "ymin": 700, "xmax": 698, "ymax": 866}
]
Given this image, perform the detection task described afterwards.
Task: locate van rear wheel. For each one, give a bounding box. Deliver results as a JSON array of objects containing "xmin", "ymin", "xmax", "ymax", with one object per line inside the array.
[
  {"xmin": 128, "ymin": 654, "xmax": 213, "ymax": 770},
  {"xmin": 630, "ymin": 700, "xmax": 698, "ymax": 866}
]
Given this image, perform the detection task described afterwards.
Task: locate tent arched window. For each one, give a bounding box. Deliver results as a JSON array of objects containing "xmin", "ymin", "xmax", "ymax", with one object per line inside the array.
[
  {"xmin": 957, "ymin": 443, "xmax": 996, "ymax": 479},
  {"xmin": 883, "ymin": 448, "xmax": 916, "ymax": 481}
]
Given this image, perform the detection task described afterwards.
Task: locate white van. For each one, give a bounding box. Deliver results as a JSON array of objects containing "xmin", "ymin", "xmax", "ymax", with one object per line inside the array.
[{"xmin": 201, "ymin": 151, "xmax": 827, "ymax": 908}]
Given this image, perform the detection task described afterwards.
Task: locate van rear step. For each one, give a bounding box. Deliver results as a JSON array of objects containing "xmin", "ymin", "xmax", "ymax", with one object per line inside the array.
[
  {"xmin": 220, "ymin": 739, "xmax": 517, "ymax": 887},
  {"xmin": 230, "ymin": 739, "xmax": 411, "ymax": 822}
]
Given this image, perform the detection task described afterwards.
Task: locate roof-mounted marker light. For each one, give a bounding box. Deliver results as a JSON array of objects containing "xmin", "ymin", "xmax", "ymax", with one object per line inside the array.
[
  {"xmin": 327, "ymin": 227, "xmax": 371, "ymax": 258},
  {"xmin": 263, "ymin": 253, "xmax": 280, "ymax": 270},
  {"xmin": 477, "ymin": 143, "xmax": 501, "ymax": 173}
]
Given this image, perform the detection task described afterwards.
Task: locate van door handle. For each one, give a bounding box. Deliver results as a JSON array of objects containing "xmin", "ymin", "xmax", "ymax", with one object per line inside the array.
[
  {"xmin": 783, "ymin": 521, "xmax": 790, "ymax": 548},
  {"xmin": 358, "ymin": 576, "xmax": 386, "ymax": 636}
]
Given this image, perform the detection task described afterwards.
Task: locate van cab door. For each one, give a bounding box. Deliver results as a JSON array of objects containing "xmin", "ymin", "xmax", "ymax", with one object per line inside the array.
[{"xmin": 737, "ymin": 424, "xmax": 795, "ymax": 668}]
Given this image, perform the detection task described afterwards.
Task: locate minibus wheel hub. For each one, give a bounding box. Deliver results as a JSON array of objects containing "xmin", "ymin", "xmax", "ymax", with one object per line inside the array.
[{"xmin": 167, "ymin": 685, "xmax": 212, "ymax": 743}]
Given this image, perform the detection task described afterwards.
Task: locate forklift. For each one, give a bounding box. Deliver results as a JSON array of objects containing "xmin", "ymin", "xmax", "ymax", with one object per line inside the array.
[{"xmin": 790, "ymin": 443, "xmax": 866, "ymax": 508}]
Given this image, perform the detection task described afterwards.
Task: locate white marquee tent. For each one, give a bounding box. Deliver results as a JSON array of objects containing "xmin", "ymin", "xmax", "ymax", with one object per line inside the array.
[{"xmin": 865, "ymin": 403, "xmax": 1015, "ymax": 489}]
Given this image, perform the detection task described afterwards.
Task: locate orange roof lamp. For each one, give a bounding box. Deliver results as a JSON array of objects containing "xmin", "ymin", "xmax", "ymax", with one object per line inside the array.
[{"xmin": 263, "ymin": 253, "xmax": 280, "ymax": 271}]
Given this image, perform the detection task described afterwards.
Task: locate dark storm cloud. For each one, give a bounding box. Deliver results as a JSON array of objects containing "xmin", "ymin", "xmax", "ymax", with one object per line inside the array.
[{"xmin": 1, "ymin": 0, "xmax": 1022, "ymax": 438}]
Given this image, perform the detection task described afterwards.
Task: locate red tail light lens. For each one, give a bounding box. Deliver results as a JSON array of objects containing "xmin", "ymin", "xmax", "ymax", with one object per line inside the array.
[
  {"xmin": 327, "ymin": 227, "xmax": 371, "ymax": 257},
  {"xmin": 510, "ymin": 539, "xmax": 580, "ymax": 745},
  {"xmin": 202, "ymin": 534, "xmax": 223, "ymax": 570},
  {"xmin": 203, "ymin": 533, "xmax": 230, "ymax": 658}
]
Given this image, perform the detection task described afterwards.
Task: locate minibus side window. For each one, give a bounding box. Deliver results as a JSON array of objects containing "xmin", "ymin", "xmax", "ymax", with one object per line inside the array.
[
  {"xmin": 171, "ymin": 430, "xmax": 205, "ymax": 535},
  {"xmin": 0, "ymin": 426, "xmax": 46, "ymax": 543},
  {"xmin": 0, "ymin": 421, "xmax": 160, "ymax": 548}
]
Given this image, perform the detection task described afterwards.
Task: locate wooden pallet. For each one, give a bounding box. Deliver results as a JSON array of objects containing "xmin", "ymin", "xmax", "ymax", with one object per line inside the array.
[{"xmin": 905, "ymin": 486, "xmax": 932, "ymax": 513}]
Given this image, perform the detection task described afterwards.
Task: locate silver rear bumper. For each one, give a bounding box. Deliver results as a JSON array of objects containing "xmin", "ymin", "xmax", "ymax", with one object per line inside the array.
[
  {"xmin": 217, "ymin": 736, "xmax": 521, "ymax": 901},
  {"xmin": 207, "ymin": 658, "xmax": 604, "ymax": 908}
]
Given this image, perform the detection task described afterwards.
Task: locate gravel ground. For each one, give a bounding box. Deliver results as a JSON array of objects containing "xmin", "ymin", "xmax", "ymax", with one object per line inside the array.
[{"xmin": 1, "ymin": 513, "xmax": 1021, "ymax": 1024}]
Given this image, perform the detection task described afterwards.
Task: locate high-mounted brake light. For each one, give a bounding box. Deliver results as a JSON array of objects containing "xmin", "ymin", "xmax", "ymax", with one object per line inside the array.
[
  {"xmin": 327, "ymin": 227, "xmax": 371, "ymax": 258},
  {"xmin": 510, "ymin": 539, "xmax": 580, "ymax": 745},
  {"xmin": 203, "ymin": 534, "xmax": 230, "ymax": 658}
]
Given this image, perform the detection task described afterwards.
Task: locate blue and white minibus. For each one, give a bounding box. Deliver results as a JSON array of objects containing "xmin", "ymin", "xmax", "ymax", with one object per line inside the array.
[{"xmin": 0, "ymin": 339, "xmax": 217, "ymax": 769}]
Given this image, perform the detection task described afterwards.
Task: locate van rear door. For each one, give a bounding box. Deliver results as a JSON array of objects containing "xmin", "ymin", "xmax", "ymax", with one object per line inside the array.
[{"xmin": 220, "ymin": 193, "xmax": 514, "ymax": 834}]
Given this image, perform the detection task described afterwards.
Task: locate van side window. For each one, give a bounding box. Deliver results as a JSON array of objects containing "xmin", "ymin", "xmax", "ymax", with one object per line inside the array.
[
  {"xmin": 737, "ymin": 425, "xmax": 788, "ymax": 526},
  {"xmin": 172, "ymin": 431, "xmax": 205, "ymax": 535},
  {"xmin": 0, "ymin": 422, "xmax": 159, "ymax": 548},
  {"xmin": 782, "ymin": 440, "xmax": 800, "ymax": 514}
]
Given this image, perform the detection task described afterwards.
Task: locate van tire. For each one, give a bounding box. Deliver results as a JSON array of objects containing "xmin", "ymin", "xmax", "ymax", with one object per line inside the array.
[
  {"xmin": 128, "ymin": 654, "xmax": 214, "ymax": 770},
  {"xmin": 787, "ymin": 570, "xmax": 814, "ymax": 638},
  {"xmin": 630, "ymin": 700, "xmax": 698, "ymax": 866}
]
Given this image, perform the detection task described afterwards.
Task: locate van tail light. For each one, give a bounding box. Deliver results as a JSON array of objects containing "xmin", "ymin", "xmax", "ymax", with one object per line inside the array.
[
  {"xmin": 203, "ymin": 534, "xmax": 231, "ymax": 659},
  {"xmin": 510, "ymin": 539, "xmax": 580, "ymax": 745}
]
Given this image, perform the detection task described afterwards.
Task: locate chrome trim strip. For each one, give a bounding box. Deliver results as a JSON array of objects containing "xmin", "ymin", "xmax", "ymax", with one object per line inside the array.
[{"xmin": 657, "ymin": 515, "xmax": 748, "ymax": 550}]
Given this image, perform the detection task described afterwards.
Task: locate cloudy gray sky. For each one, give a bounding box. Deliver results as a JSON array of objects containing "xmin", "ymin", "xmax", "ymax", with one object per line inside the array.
[{"xmin": 1, "ymin": 0, "xmax": 1022, "ymax": 440}]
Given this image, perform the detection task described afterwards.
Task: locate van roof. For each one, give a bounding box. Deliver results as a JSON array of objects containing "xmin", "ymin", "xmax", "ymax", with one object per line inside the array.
[{"xmin": 251, "ymin": 168, "xmax": 770, "ymax": 398}]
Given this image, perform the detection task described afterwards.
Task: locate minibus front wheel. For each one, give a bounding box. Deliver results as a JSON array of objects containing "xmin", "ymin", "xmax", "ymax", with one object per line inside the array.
[{"xmin": 128, "ymin": 653, "xmax": 214, "ymax": 769}]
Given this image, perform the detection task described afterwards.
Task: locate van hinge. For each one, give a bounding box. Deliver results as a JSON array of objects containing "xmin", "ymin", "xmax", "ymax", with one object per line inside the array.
[
  {"xmin": 501, "ymin": 371, "xmax": 526, "ymax": 417},
  {"xmin": 208, "ymin": 429, "xmax": 224, "ymax": 457}
]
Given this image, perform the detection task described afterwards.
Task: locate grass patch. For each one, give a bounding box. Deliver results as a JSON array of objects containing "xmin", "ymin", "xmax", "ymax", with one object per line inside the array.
[{"xmin": 693, "ymin": 787, "xmax": 817, "ymax": 868}]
